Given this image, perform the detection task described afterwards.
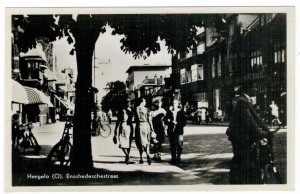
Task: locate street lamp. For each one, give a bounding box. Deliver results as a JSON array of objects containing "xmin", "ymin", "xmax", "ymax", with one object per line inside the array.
[{"xmin": 91, "ymin": 47, "xmax": 111, "ymax": 136}]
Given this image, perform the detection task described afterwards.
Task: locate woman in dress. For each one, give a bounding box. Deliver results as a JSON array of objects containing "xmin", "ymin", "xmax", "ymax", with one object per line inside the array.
[
  {"xmin": 114, "ymin": 104, "xmax": 132, "ymax": 164},
  {"xmin": 135, "ymin": 98, "xmax": 153, "ymax": 165},
  {"xmin": 149, "ymin": 99, "xmax": 166, "ymax": 161}
]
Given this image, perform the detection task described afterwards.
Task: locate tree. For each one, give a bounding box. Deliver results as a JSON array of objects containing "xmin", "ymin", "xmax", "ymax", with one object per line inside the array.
[
  {"xmin": 13, "ymin": 13, "xmax": 224, "ymax": 171},
  {"xmin": 101, "ymin": 81, "xmax": 127, "ymax": 113}
]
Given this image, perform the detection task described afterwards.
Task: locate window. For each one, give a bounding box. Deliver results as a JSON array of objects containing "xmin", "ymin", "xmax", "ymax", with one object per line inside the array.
[
  {"xmin": 186, "ymin": 68, "xmax": 192, "ymax": 83},
  {"xmin": 180, "ymin": 68, "xmax": 186, "ymax": 84},
  {"xmin": 186, "ymin": 49, "xmax": 192, "ymax": 59},
  {"xmin": 217, "ymin": 54, "xmax": 222, "ymax": 77},
  {"xmin": 197, "ymin": 43, "xmax": 205, "ymax": 55},
  {"xmin": 191, "ymin": 64, "xmax": 198, "ymax": 82},
  {"xmin": 274, "ymin": 43, "xmax": 286, "ymax": 64},
  {"xmin": 261, "ymin": 14, "xmax": 274, "ymax": 26},
  {"xmin": 27, "ymin": 61, "xmax": 39, "ymax": 79},
  {"xmin": 251, "ymin": 50, "xmax": 263, "ymax": 70},
  {"xmin": 212, "ymin": 57, "xmax": 216, "ymax": 78},
  {"xmin": 198, "ymin": 64, "xmax": 204, "ymax": 80}
]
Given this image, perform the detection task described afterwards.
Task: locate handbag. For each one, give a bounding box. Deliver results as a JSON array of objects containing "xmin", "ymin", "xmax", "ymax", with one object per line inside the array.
[{"xmin": 113, "ymin": 135, "xmax": 117, "ymax": 144}]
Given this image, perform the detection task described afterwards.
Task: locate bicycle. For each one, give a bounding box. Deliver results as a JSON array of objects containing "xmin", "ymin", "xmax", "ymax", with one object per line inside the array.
[
  {"xmin": 17, "ymin": 122, "xmax": 41, "ymax": 154},
  {"xmin": 255, "ymin": 124, "xmax": 282, "ymax": 184},
  {"xmin": 91, "ymin": 114, "xmax": 112, "ymax": 138},
  {"xmin": 45, "ymin": 117, "xmax": 73, "ymax": 169}
]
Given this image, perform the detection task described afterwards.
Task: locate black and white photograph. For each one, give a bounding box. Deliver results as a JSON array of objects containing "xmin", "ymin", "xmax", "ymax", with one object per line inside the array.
[{"xmin": 4, "ymin": 6, "xmax": 295, "ymax": 191}]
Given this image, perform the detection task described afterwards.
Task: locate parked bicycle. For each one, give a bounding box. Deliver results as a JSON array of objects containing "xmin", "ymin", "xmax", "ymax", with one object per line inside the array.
[
  {"xmin": 255, "ymin": 124, "xmax": 282, "ymax": 184},
  {"xmin": 45, "ymin": 117, "xmax": 73, "ymax": 169},
  {"xmin": 16, "ymin": 122, "xmax": 41, "ymax": 154}
]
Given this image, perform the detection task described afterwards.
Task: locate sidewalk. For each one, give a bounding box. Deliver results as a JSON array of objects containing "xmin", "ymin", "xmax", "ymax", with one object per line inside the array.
[{"xmin": 13, "ymin": 121, "xmax": 287, "ymax": 186}]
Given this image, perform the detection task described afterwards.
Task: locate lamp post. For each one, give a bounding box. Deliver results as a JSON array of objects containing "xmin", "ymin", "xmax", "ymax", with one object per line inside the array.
[{"xmin": 92, "ymin": 47, "xmax": 111, "ymax": 136}]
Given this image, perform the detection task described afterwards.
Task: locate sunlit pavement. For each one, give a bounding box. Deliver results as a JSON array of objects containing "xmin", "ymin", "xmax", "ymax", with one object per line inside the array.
[{"xmin": 14, "ymin": 121, "xmax": 287, "ymax": 185}]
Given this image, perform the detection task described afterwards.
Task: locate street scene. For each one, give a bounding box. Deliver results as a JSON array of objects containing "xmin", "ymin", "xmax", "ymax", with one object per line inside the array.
[{"xmin": 9, "ymin": 10, "xmax": 289, "ymax": 187}]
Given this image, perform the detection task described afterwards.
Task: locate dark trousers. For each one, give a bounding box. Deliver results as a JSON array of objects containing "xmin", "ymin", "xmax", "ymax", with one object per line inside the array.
[
  {"xmin": 168, "ymin": 132, "xmax": 182, "ymax": 161},
  {"xmin": 229, "ymin": 143, "xmax": 262, "ymax": 184}
]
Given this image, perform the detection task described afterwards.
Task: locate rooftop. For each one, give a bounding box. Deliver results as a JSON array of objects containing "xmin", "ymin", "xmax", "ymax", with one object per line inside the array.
[{"xmin": 126, "ymin": 65, "xmax": 171, "ymax": 73}]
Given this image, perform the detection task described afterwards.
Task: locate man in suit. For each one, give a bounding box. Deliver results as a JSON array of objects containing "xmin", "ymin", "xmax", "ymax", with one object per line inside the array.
[
  {"xmin": 227, "ymin": 82, "xmax": 269, "ymax": 184},
  {"xmin": 165, "ymin": 99, "xmax": 186, "ymax": 164}
]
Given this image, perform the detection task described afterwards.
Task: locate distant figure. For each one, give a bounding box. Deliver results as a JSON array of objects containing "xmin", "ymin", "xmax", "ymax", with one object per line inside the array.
[
  {"xmin": 107, "ymin": 109, "xmax": 112, "ymax": 124},
  {"xmin": 215, "ymin": 107, "xmax": 223, "ymax": 122},
  {"xmin": 102, "ymin": 111, "xmax": 107, "ymax": 122},
  {"xmin": 200, "ymin": 108, "xmax": 206, "ymax": 124},
  {"xmin": 12, "ymin": 114, "xmax": 20, "ymax": 146},
  {"xmin": 269, "ymin": 101, "xmax": 282, "ymax": 125},
  {"xmin": 165, "ymin": 99, "xmax": 186, "ymax": 164}
]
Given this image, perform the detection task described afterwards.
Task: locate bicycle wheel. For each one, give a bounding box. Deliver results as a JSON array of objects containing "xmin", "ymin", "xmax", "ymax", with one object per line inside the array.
[
  {"xmin": 46, "ymin": 140, "xmax": 72, "ymax": 168},
  {"xmin": 99, "ymin": 124, "xmax": 111, "ymax": 138},
  {"xmin": 263, "ymin": 163, "xmax": 282, "ymax": 184}
]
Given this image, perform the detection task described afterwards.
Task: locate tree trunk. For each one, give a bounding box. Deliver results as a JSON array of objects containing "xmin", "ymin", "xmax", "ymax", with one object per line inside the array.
[{"xmin": 70, "ymin": 36, "xmax": 95, "ymax": 172}]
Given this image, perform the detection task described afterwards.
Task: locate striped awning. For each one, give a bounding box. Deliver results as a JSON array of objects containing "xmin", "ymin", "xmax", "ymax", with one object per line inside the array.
[
  {"xmin": 12, "ymin": 79, "xmax": 29, "ymax": 104},
  {"xmin": 24, "ymin": 86, "xmax": 53, "ymax": 107}
]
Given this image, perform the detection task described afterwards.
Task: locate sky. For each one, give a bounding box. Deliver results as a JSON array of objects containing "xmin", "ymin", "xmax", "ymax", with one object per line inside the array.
[{"xmin": 53, "ymin": 26, "xmax": 172, "ymax": 101}]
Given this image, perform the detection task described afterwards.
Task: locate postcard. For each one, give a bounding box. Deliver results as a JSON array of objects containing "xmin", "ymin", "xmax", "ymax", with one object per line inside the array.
[{"xmin": 4, "ymin": 7, "xmax": 295, "ymax": 191}]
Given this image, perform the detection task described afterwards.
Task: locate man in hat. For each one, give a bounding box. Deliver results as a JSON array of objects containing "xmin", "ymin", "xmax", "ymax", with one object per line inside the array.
[{"xmin": 227, "ymin": 82, "xmax": 269, "ymax": 184}]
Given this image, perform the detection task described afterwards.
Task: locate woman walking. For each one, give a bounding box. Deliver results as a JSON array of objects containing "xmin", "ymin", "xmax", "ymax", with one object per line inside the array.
[
  {"xmin": 114, "ymin": 102, "xmax": 132, "ymax": 164},
  {"xmin": 150, "ymin": 98, "xmax": 166, "ymax": 161},
  {"xmin": 135, "ymin": 98, "xmax": 153, "ymax": 165}
]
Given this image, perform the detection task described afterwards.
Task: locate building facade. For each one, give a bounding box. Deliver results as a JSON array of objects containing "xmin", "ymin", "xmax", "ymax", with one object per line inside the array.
[
  {"xmin": 126, "ymin": 65, "xmax": 172, "ymax": 101},
  {"xmin": 171, "ymin": 13, "xmax": 287, "ymax": 123}
]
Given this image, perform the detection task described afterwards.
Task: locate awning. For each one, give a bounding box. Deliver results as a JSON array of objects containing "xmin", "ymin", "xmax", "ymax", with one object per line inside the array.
[
  {"xmin": 12, "ymin": 79, "xmax": 29, "ymax": 104},
  {"xmin": 24, "ymin": 86, "xmax": 53, "ymax": 107},
  {"xmin": 54, "ymin": 95, "xmax": 70, "ymax": 109}
]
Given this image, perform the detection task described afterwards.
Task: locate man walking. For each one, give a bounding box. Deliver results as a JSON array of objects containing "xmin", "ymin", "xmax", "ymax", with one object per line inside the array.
[{"xmin": 165, "ymin": 99, "xmax": 186, "ymax": 164}]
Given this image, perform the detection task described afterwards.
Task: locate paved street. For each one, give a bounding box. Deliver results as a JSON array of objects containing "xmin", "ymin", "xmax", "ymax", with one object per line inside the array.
[{"xmin": 12, "ymin": 121, "xmax": 287, "ymax": 186}]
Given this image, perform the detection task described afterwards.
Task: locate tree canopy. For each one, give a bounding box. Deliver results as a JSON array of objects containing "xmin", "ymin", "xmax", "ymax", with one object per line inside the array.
[
  {"xmin": 101, "ymin": 80, "xmax": 127, "ymax": 113},
  {"xmin": 13, "ymin": 14, "xmax": 225, "ymax": 59}
]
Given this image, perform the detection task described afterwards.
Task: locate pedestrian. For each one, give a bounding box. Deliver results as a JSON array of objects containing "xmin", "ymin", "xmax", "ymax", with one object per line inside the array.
[
  {"xmin": 226, "ymin": 82, "xmax": 269, "ymax": 184},
  {"xmin": 107, "ymin": 109, "xmax": 112, "ymax": 124},
  {"xmin": 114, "ymin": 103, "xmax": 132, "ymax": 164},
  {"xmin": 102, "ymin": 111, "xmax": 107, "ymax": 122},
  {"xmin": 165, "ymin": 99, "xmax": 186, "ymax": 164},
  {"xmin": 269, "ymin": 100, "xmax": 282, "ymax": 125},
  {"xmin": 149, "ymin": 98, "xmax": 167, "ymax": 161},
  {"xmin": 12, "ymin": 114, "xmax": 20, "ymax": 147},
  {"xmin": 135, "ymin": 98, "xmax": 153, "ymax": 165},
  {"xmin": 200, "ymin": 107, "xmax": 206, "ymax": 124}
]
